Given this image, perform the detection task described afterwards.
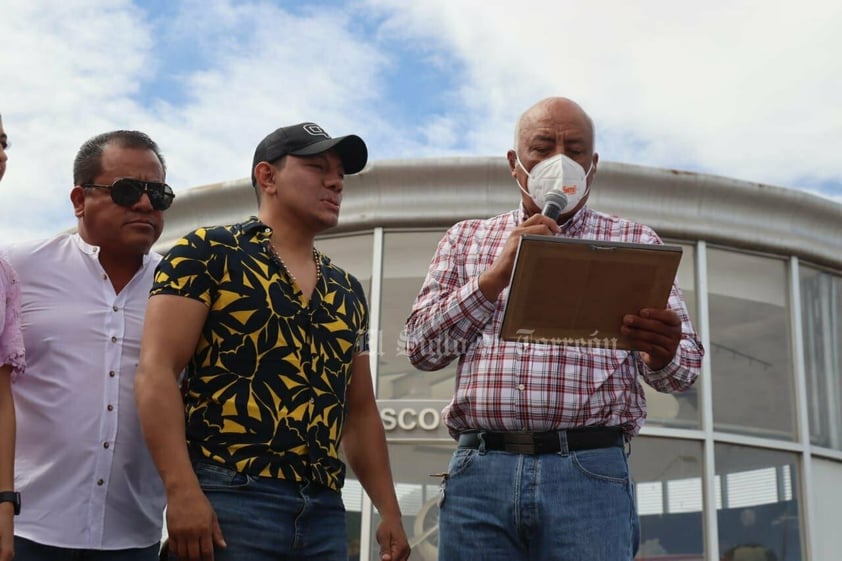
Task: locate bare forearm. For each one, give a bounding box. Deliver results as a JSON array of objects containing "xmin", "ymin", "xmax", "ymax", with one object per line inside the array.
[
  {"xmin": 135, "ymin": 369, "xmax": 199, "ymax": 495},
  {"xmin": 343, "ymin": 406, "xmax": 402, "ymax": 517},
  {"xmin": 0, "ymin": 370, "xmax": 14, "ymax": 491}
]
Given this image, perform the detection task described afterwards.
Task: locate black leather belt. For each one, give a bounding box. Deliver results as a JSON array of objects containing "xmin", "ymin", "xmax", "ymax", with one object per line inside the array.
[{"xmin": 458, "ymin": 427, "xmax": 624, "ymax": 455}]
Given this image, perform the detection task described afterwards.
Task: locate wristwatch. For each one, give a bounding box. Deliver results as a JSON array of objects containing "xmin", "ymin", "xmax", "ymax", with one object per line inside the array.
[{"xmin": 0, "ymin": 491, "xmax": 20, "ymax": 515}]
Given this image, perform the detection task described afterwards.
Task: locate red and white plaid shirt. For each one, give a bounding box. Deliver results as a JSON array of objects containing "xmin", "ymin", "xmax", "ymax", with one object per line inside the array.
[{"xmin": 404, "ymin": 206, "xmax": 704, "ymax": 438}]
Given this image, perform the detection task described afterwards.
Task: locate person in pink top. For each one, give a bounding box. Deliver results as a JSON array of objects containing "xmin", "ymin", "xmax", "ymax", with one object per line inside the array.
[{"xmin": 0, "ymin": 113, "xmax": 26, "ymax": 561}]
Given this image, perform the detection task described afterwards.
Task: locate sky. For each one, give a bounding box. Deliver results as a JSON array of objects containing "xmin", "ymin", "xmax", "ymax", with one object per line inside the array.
[{"xmin": 1, "ymin": 0, "xmax": 841, "ymax": 243}]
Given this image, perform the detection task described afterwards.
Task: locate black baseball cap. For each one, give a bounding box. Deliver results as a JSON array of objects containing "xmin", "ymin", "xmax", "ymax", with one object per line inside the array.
[{"xmin": 251, "ymin": 122, "xmax": 368, "ymax": 186}]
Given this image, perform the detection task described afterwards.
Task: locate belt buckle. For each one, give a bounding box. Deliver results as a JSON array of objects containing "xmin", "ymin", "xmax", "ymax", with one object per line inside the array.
[{"xmin": 502, "ymin": 432, "xmax": 539, "ymax": 454}]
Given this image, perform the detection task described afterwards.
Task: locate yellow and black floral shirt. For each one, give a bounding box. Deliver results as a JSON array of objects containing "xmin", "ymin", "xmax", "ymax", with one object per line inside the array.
[{"xmin": 151, "ymin": 217, "xmax": 368, "ymax": 492}]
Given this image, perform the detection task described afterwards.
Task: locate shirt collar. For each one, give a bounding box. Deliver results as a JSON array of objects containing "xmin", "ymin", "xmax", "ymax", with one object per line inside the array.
[
  {"xmin": 72, "ymin": 232, "xmax": 152, "ymax": 265},
  {"xmin": 242, "ymin": 217, "xmax": 278, "ymax": 252},
  {"xmin": 242, "ymin": 216, "xmax": 268, "ymax": 236}
]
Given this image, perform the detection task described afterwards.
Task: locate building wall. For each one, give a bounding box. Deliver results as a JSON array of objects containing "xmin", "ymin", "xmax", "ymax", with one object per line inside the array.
[{"xmin": 158, "ymin": 158, "xmax": 842, "ymax": 561}]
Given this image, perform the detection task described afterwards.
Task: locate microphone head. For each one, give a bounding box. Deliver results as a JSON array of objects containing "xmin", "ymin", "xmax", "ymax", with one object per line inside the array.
[{"xmin": 542, "ymin": 189, "xmax": 568, "ymax": 221}]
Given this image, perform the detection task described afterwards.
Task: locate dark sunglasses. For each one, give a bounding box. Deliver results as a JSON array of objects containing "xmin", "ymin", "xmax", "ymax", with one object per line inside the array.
[{"xmin": 82, "ymin": 178, "xmax": 175, "ymax": 211}]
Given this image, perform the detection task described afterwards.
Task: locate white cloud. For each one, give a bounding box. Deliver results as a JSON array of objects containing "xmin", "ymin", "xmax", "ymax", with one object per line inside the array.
[
  {"xmin": 0, "ymin": 0, "xmax": 393, "ymax": 242},
  {"xmin": 0, "ymin": 0, "xmax": 156, "ymax": 241},
  {"xmin": 363, "ymin": 0, "xmax": 842, "ymax": 191},
  {"xmin": 143, "ymin": 1, "xmax": 391, "ymax": 193},
  {"xmin": 1, "ymin": 0, "xmax": 840, "ymax": 244}
]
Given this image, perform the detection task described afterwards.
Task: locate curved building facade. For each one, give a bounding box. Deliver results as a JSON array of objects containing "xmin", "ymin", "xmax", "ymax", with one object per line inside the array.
[{"xmin": 157, "ymin": 158, "xmax": 842, "ymax": 561}]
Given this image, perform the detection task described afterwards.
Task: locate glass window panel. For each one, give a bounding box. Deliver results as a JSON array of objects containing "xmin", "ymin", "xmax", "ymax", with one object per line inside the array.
[
  {"xmin": 811, "ymin": 457, "xmax": 842, "ymax": 561},
  {"xmin": 708, "ymin": 248, "xmax": 795, "ymax": 440},
  {"xmin": 364, "ymin": 442, "xmax": 457, "ymax": 561},
  {"xmin": 715, "ymin": 443, "xmax": 803, "ymax": 561},
  {"xmin": 726, "ymin": 467, "xmax": 779, "ymax": 508},
  {"xmin": 668, "ymin": 477, "xmax": 703, "ymax": 513},
  {"xmin": 799, "ymin": 266, "xmax": 842, "ymax": 450},
  {"xmin": 673, "ymin": 242, "xmax": 697, "ymax": 325},
  {"xmin": 636, "ymin": 481, "xmax": 663, "ymax": 516},
  {"xmin": 342, "ymin": 478, "xmax": 364, "ymax": 512},
  {"xmin": 379, "ymin": 231, "xmax": 456, "ymax": 399},
  {"xmin": 643, "ymin": 242, "xmax": 701, "ymax": 430},
  {"xmin": 629, "ymin": 436, "xmax": 704, "ymax": 560},
  {"xmin": 315, "ymin": 233, "xmax": 374, "ymax": 298},
  {"xmin": 781, "ymin": 465, "xmax": 792, "ymax": 501}
]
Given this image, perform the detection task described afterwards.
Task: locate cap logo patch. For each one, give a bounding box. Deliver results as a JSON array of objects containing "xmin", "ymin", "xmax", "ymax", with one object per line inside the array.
[{"xmin": 303, "ymin": 124, "xmax": 330, "ymax": 138}]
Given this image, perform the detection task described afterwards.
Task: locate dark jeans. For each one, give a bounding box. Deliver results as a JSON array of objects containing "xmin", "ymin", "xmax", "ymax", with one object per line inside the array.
[{"xmin": 13, "ymin": 537, "xmax": 159, "ymax": 561}]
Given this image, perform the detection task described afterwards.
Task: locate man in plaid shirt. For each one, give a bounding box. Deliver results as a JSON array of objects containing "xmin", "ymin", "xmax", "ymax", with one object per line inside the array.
[{"xmin": 404, "ymin": 97, "xmax": 704, "ymax": 561}]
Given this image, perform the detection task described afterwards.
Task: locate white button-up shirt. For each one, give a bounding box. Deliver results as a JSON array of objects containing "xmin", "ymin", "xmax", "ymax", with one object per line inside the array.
[{"xmin": 6, "ymin": 233, "xmax": 165, "ymax": 549}]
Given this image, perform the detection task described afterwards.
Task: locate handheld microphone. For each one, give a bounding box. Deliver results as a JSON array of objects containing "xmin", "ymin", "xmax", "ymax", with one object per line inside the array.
[{"xmin": 542, "ymin": 189, "xmax": 568, "ymax": 221}]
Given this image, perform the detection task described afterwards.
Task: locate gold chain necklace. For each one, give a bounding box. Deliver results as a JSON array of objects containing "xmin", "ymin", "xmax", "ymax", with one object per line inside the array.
[{"xmin": 268, "ymin": 244, "xmax": 322, "ymax": 287}]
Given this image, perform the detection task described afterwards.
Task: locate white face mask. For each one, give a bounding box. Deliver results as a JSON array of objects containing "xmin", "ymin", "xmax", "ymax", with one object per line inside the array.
[{"xmin": 516, "ymin": 153, "xmax": 594, "ymax": 216}]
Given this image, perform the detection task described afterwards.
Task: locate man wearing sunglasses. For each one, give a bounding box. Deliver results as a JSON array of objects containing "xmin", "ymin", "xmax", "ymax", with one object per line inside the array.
[{"xmin": 4, "ymin": 130, "xmax": 173, "ymax": 560}]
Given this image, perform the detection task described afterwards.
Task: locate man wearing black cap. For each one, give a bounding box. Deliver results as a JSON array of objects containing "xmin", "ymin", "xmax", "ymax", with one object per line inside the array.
[{"xmin": 135, "ymin": 123, "xmax": 410, "ymax": 561}]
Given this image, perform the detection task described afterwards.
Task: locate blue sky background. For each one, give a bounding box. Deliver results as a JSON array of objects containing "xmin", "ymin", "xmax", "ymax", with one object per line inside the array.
[{"xmin": 1, "ymin": 0, "xmax": 840, "ymax": 242}]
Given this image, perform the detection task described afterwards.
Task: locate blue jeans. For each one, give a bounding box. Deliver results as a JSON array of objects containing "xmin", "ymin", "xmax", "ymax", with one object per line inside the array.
[
  {"xmin": 173, "ymin": 461, "xmax": 347, "ymax": 561},
  {"xmin": 437, "ymin": 436, "xmax": 639, "ymax": 561},
  {"xmin": 13, "ymin": 537, "xmax": 159, "ymax": 561}
]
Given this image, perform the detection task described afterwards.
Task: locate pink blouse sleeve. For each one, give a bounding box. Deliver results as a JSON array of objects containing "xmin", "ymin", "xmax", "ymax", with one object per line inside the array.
[{"xmin": 0, "ymin": 258, "xmax": 26, "ymax": 381}]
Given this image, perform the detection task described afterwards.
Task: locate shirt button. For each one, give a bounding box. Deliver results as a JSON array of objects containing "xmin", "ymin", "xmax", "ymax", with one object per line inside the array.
[
  {"xmin": 109, "ymin": 371, "xmax": 116, "ymax": 377},
  {"xmin": 107, "ymin": 404, "xmax": 114, "ymax": 411},
  {"xmin": 103, "ymin": 442, "xmax": 110, "ymax": 449},
  {"xmin": 517, "ymin": 383, "xmax": 526, "ymax": 391},
  {"xmin": 97, "ymin": 479, "xmax": 104, "ymax": 486},
  {"xmin": 102, "ymin": 274, "xmax": 108, "ymax": 280},
  {"xmin": 111, "ymin": 336, "xmax": 117, "ymax": 343},
  {"xmin": 112, "ymin": 305, "xmax": 119, "ymax": 312}
]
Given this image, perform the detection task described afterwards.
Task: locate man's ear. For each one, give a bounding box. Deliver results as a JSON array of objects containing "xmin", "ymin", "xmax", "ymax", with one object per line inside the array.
[
  {"xmin": 253, "ymin": 161, "xmax": 276, "ymax": 196},
  {"xmin": 506, "ymin": 149, "xmax": 517, "ymax": 178},
  {"xmin": 70, "ymin": 186, "xmax": 86, "ymax": 217}
]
